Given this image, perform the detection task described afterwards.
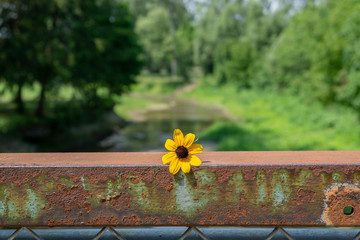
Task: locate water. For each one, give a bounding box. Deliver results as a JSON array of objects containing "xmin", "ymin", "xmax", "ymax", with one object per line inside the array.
[{"xmin": 98, "ymin": 96, "xmax": 234, "ymax": 152}]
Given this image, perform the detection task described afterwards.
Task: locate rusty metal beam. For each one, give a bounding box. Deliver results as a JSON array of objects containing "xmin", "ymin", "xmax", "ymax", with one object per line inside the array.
[{"xmin": 0, "ymin": 151, "xmax": 360, "ymax": 227}]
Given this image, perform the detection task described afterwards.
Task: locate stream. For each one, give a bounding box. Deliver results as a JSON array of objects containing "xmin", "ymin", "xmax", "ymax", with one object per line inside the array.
[{"xmin": 97, "ymin": 95, "xmax": 235, "ymax": 152}]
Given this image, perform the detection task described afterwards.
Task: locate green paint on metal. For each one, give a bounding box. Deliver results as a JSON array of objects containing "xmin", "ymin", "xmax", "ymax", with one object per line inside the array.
[
  {"xmin": 0, "ymin": 183, "xmax": 22, "ymax": 222},
  {"xmin": 271, "ymin": 169, "xmax": 291, "ymax": 209},
  {"xmin": 106, "ymin": 179, "xmax": 114, "ymax": 200},
  {"xmin": 8, "ymin": 201, "xmax": 20, "ymax": 221},
  {"xmin": 174, "ymin": 170, "xmax": 217, "ymax": 217},
  {"xmin": 321, "ymin": 172, "xmax": 330, "ymax": 185},
  {"xmin": 127, "ymin": 175, "xmax": 151, "ymax": 210},
  {"xmin": 226, "ymin": 170, "xmax": 246, "ymax": 203},
  {"xmin": 296, "ymin": 169, "xmax": 313, "ymax": 186},
  {"xmin": 35, "ymin": 175, "xmax": 55, "ymax": 192},
  {"xmin": 80, "ymin": 177, "xmax": 87, "ymax": 190},
  {"xmin": 0, "ymin": 187, "xmax": 7, "ymax": 216},
  {"xmin": 256, "ymin": 170, "xmax": 267, "ymax": 204},
  {"xmin": 272, "ymin": 184, "xmax": 286, "ymax": 207},
  {"xmin": 194, "ymin": 169, "xmax": 216, "ymax": 186},
  {"xmin": 354, "ymin": 172, "xmax": 360, "ymax": 182},
  {"xmin": 58, "ymin": 176, "xmax": 74, "ymax": 187},
  {"xmin": 25, "ymin": 189, "xmax": 44, "ymax": 219},
  {"xmin": 79, "ymin": 176, "xmax": 102, "ymax": 208},
  {"xmin": 174, "ymin": 172, "xmax": 194, "ymax": 214},
  {"xmin": 332, "ymin": 172, "xmax": 344, "ymax": 182},
  {"xmin": 193, "ymin": 169, "xmax": 218, "ymax": 203},
  {"xmin": 258, "ymin": 185, "xmax": 267, "ymax": 204}
]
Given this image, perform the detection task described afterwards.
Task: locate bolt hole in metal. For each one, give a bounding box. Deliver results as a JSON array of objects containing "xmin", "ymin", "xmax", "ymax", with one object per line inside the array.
[{"xmin": 343, "ymin": 206, "xmax": 354, "ymax": 215}]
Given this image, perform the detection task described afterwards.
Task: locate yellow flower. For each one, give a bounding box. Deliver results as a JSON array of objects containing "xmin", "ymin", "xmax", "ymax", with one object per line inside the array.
[{"xmin": 162, "ymin": 129, "xmax": 203, "ymax": 175}]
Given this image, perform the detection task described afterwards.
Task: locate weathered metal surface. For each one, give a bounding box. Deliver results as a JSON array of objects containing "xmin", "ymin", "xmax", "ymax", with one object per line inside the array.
[{"xmin": 0, "ymin": 151, "xmax": 360, "ymax": 227}]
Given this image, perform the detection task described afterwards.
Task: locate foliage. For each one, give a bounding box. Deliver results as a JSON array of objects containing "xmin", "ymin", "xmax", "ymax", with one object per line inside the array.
[
  {"xmin": 260, "ymin": 0, "xmax": 360, "ymax": 107},
  {"xmin": 335, "ymin": 3, "xmax": 360, "ymax": 111},
  {"xmin": 133, "ymin": 0, "xmax": 193, "ymax": 81},
  {"xmin": 135, "ymin": 5, "xmax": 173, "ymax": 73},
  {"xmin": 0, "ymin": 0, "xmax": 142, "ymax": 117},
  {"xmin": 184, "ymin": 84, "xmax": 360, "ymax": 151},
  {"xmin": 67, "ymin": 0, "xmax": 142, "ymax": 96}
]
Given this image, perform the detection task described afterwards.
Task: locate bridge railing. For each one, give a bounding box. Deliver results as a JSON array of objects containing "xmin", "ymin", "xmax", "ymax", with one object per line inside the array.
[{"xmin": 1, "ymin": 151, "xmax": 360, "ymax": 239}]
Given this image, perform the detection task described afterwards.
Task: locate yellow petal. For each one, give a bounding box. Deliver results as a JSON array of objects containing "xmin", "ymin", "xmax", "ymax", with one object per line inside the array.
[
  {"xmin": 188, "ymin": 144, "xmax": 203, "ymax": 154},
  {"xmin": 162, "ymin": 152, "xmax": 176, "ymax": 164},
  {"xmin": 183, "ymin": 133, "xmax": 195, "ymax": 148},
  {"xmin": 169, "ymin": 157, "xmax": 181, "ymax": 175},
  {"xmin": 165, "ymin": 139, "xmax": 177, "ymax": 151},
  {"xmin": 173, "ymin": 129, "xmax": 184, "ymax": 146},
  {"xmin": 189, "ymin": 154, "xmax": 202, "ymax": 166},
  {"xmin": 180, "ymin": 161, "xmax": 191, "ymax": 173}
]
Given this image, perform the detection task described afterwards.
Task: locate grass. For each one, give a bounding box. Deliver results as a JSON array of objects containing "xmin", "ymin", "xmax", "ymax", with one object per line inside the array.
[
  {"xmin": 182, "ymin": 82, "xmax": 360, "ymax": 150},
  {"xmin": 113, "ymin": 94, "xmax": 149, "ymax": 119},
  {"xmin": 113, "ymin": 74, "xmax": 183, "ymax": 119},
  {"xmin": 2, "ymin": 75, "xmax": 360, "ymax": 152},
  {"xmin": 0, "ymin": 82, "xmax": 121, "ymax": 152}
]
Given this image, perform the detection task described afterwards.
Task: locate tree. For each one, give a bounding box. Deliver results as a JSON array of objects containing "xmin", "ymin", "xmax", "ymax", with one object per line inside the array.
[
  {"xmin": 335, "ymin": 1, "xmax": 360, "ymax": 112},
  {"xmin": 194, "ymin": 0, "xmax": 288, "ymax": 86},
  {"xmin": 0, "ymin": 0, "xmax": 142, "ymax": 117},
  {"xmin": 0, "ymin": 0, "xmax": 70, "ymax": 116},
  {"xmin": 262, "ymin": 0, "xmax": 357, "ymax": 103},
  {"xmin": 135, "ymin": 5, "xmax": 173, "ymax": 73},
  {"xmin": 0, "ymin": 1, "xmax": 44, "ymax": 114},
  {"xmin": 66, "ymin": 0, "xmax": 142, "ymax": 108},
  {"xmin": 134, "ymin": 0, "xmax": 193, "ymax": 81}
]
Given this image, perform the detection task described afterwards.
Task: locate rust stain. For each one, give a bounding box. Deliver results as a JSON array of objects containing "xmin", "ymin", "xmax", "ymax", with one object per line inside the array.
[
  {"xmin": 130, "ymin": 176, "xmax": 140, "ymax": 184},
  {"xmin": 144, "ymin": 217, "xmax": 160, "ymax": 225},
  {"xmin": 87, "ymin": 216, "xmax": 120, "ymax": 226},
  {"xmin": 47, "ymin": 219, "xmax": 76, "ymax": 226},
  {"xmin": 323, "ymin": 184, "xmax": 360, "ymax": 226},
  {"xmin": 131, "ymin": 168, "xmax": 155, "ymax": 183},
  {"xmin": 123, "ymin": 215, "xmax": 142, "ymax": 225},
  {"xmin": 167, "ymin": 216, "xmax": 186, "ymax": 225},
  {"xmin": 107, "ymin": 192, "xmax": 131, "ymax": 211},
  {"xmin": 45, "ymin": 184, "xmax": 91, "ymax": 213},
  {"xmin": 1, "ymin": 152, "xmax": 360, "ymax": 227},
  {"xmin": 239, "ymin": 193, "xmax": 247, "ymax": 202},
  {"xmin": 242, "ymin": 168, "xmax": 257, "ymax": 181},
  {"xmin": 213, "ymin": 168, "xmax": 236, "ymax": 183},
  {"xmin": 292, "ymin": 189, "xmax": 316, "ymax": 205},
  {"xmin": 197, "ymin": 205, "xmax": 250, "ymax": 225},
  {"xmin": 155, "ymin": 171, "xmax": 174, "ymax": 191}
]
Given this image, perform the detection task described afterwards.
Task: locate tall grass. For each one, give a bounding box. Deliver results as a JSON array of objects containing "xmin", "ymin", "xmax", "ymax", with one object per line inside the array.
[{"xmin": 183, "ymin": 83, "xmax": 360, "ymax": 150}]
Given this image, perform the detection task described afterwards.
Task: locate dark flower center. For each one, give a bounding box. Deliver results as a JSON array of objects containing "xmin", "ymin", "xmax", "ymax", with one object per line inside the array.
[{"xmin": 176, "ymin": 146, "xmax": 188, "ymax": 159}]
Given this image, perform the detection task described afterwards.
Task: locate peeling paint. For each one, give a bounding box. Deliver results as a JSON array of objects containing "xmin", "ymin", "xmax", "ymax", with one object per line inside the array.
[
  {"xmin": 25, "ymin": 189, "xmax": 42, "ymax": 219},
  {"xmin": 175, "ymin": 173, "xmax": 194, "ymax": 214},
  {"xmin": 0, "ymin": 188, "xmax": 7, "ymax": 216},
  {"xmin": 332, "ymin": 172, "xmax": 344, "ymax": 182},
  {"xmin": 296, "ymin": 169, "xmax": 313, "ymax": 186},
  {"xmin": 8, "ymin": 201, "xmax": 19, "ymax": 221},
  {"xmin": 256, "ymin": 170, "xmax": 267, "ymax": 204},
  {"xmin": 271, "ymin": 169, "xmax": 290, "ymax": 208},
  {"xmin": 0, "ymin": 162, "xmax": 359, "ymax": 227},
  {"xmin": 321, "ymin": 183, "xmax": 360, "ymax": 226}
]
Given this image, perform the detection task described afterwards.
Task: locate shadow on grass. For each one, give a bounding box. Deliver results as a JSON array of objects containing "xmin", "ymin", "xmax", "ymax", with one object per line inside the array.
[
  {"xmin": 200, "ymin": 121, "xmax": 271, "ymax": 151},
  {"xmin": 200, "ymin": 121, "xmax": 329, "ymax": 151},
  {"xmin": 0, "ymin": 97, "xmax": 125, "ymax": 152}
]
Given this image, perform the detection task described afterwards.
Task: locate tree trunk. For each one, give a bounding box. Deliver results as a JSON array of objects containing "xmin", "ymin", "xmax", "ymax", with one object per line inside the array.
[
  {"xmin": 168, "ymin": 0, "xmax": 178, "ymax": 80},
  {"xmin": 35, "ymin": 82, "xmax": 46, "ymax": 118},
  {"xmin": 15, "ymin": 83, "xmax": 25, "ymax": 114}
]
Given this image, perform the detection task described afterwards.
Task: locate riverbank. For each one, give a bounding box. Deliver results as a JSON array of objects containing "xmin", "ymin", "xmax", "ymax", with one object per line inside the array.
[
  {"xmin": 2, "ymin": 74, "xmax": 360, "ymax": 152},
  {"xmin": 182, "ymin": 82, "xmax": 360, "ymax": 150}
]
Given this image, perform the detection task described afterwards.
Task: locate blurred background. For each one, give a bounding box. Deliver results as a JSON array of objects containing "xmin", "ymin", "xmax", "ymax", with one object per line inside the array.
[{"xmin": 0, "ymin": 0, "xmax": 360, "ymax": 153}]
